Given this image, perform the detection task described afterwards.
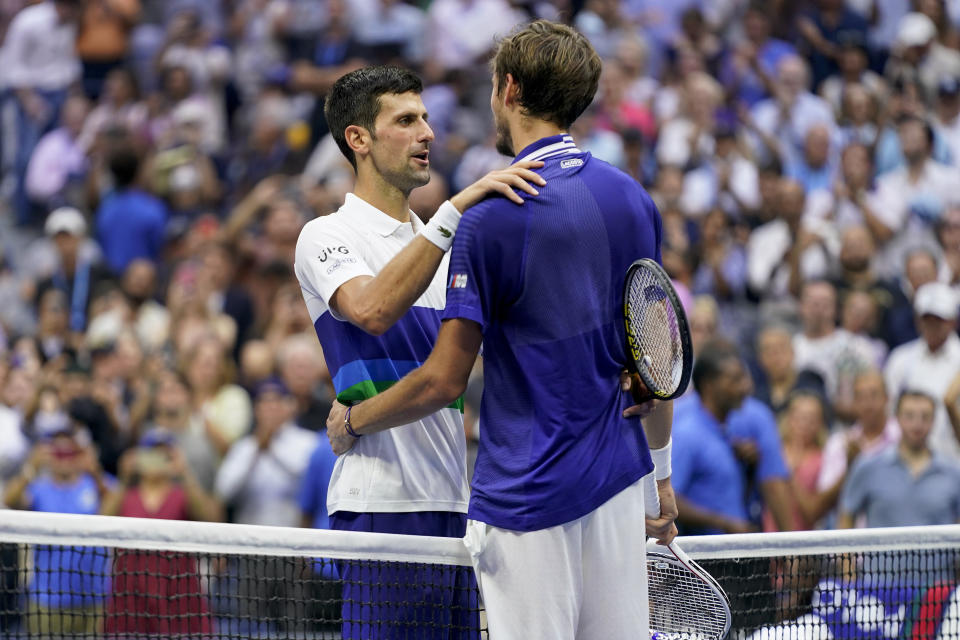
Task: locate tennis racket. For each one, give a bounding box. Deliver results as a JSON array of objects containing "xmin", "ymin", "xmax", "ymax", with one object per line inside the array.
[
  {"xmin": 645, "ymin": 475, "xmax": 731, "ymax": 640},
  {"xmin": 623, "ymin": 258, "xmax": 693, "ymax": 401}
]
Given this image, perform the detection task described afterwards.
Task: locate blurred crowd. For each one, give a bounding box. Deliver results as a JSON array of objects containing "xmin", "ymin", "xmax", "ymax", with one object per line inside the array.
[{"xmin": 0, "ymin": 0, "xmax": 958, "ymax": 597}]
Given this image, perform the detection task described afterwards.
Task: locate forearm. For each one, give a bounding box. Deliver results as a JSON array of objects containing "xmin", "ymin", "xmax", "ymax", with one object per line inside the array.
[
  {"xmin": 642, "ymin": 401, "xmax": 673, "ymax": 450},
  {"xmin": 350, "ymin": 364, "xmax": 463, "ymax": 436},
  {"xmin": 836, "ymin": 511, "xmax": 855, "ymax": 529},
  {"xmin": 675, "ymin": 495, "xmax": 742, "ymax": 532},
  {"xmin": 182, "ymin": 475, "xmax": 224, "ymax": 522},
  {"xmin": 3, "ymin": 472, "xmax": 31, "ymax": 510},
  {"xmin": 346, "ymin": 236, "xmax": 446, "ymax": 335},
  {"xmin": 99, "ymin": 487, "xmax": 126, "ymax": 516},
  {"xmin": 858, "ymin": 198, "xmax": 894, "ymax": 244},
  {"xmin": 761, "ymin": 478, "xmax": 795, "ymax": 531}
]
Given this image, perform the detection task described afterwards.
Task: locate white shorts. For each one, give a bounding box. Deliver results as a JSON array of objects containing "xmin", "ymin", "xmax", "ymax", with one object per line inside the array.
[{"xmin": 463, "ymin": 477, "xmax": 649, "ymax": 640}]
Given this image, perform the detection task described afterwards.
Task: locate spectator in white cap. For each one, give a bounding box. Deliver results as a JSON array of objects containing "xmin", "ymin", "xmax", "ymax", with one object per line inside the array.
[
  {"xmin": 35, "ymin": 208, "xmax": 113, "ymax": 334},
  {"xmin": 884, "ymin": 280, "xmax": 960, "ymax": 460},
  {"xmin": 885, "ymin": 12, "xmax": 960, "ymax": 102}
]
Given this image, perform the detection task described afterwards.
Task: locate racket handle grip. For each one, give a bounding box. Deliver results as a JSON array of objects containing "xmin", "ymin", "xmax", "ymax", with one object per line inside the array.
[{"xmin": 644, "ymin": 473, "xmax": 661, "ymax": 519}]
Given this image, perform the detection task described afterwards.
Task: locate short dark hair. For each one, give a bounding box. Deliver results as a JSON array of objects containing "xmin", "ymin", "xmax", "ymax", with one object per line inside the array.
[
  {"xmin": 692, "ymin": 339, "xmax": 741, "ymax": 394},
  {"xmin": 108, "ymin": 146, "xmax": 141, "ymax": 189},
  {"xmin": 491, "ymin": 20, "xmax": 602, "ymax": 129},
  {"xmin": 324, "ymin": 66, "xmax": 423, "ymax": 171},
  {"xmin": 895, "ymin": 389, "xmax": 936, "ymax": 414}
]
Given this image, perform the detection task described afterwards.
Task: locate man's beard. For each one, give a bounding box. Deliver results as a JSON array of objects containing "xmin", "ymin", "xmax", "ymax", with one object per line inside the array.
[{"xmin": 495, "ymin": 116, "xmax": 514, "ymax": 157}]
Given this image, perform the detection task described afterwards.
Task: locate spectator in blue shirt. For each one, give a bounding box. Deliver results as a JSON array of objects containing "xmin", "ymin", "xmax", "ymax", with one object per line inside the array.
[
  {"xmin": 299, "ymin": 437, "xmax": 338, "ymax": 531},
  {"xmin": 839, "ymin": 390, "xmax": 960, "ymax": 528},
  {"xmin": 673, "ymin": 340, "xmax": 793, "ymax": 535},
  {"xmin": 96, "ymin": 146, "xmax": 167, "ymax": 276},
  {"xmin": 3, "ymin": 416, "xmax": 111, "ymax": 636}
]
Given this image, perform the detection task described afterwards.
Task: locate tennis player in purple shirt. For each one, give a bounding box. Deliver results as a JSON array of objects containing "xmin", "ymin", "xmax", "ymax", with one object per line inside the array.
[{"xmin": 327, "ymin": 20, "xmax": 678, "ymax": 640}]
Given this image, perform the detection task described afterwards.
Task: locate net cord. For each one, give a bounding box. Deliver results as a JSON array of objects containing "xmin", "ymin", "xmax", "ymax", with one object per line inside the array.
[
  {"xmin": 0, "ymin": 510, "xmax": 472, "ymax": 565},
  {"xmin": 2, "ymin": 511, "xmax": 960, "ymax": 563}
]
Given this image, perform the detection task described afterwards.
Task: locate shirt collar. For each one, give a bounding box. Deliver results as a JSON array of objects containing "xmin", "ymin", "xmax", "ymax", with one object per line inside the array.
[
  {"xmin": 513, "ymin": 134, "xmax": 581, "ymax": 164},
  {"xmin": 343, "ymin": 193, "xmax": 420, "ymax": 237}
]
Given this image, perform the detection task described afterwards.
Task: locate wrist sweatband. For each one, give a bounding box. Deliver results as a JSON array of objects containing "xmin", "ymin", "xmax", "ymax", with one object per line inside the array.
[
  {"xmin": 650, "ymin": 438, "xmax": 672, "ymax": 480},
  {"xmin": 419, "ymin": 200, "xmax": 462, "ymax": 251}
]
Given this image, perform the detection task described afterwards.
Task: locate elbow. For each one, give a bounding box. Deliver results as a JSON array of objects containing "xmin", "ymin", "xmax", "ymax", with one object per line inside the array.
[
  {"xmin": 424, "ymin": 370, "xmax": 467, "ymax": 408},
  {"xmin": 354, "ymin": 304, "xmax": 393, "ymax": 337}
]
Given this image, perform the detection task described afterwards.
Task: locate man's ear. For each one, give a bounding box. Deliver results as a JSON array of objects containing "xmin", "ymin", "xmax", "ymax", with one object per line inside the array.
[
  {"xmin": 502, "ymin": 73, "xmax": 521, "ymax": 108},
  {"xmin": 345, "ymin": 124, "xmax": 372, "ymax": 160}
]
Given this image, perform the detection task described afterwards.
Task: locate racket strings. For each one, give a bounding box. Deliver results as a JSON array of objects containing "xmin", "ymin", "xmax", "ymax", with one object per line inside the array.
[
  {"xmin": 647, "ymin": 554, "xmax": 729, "ymax": 639},
  {"xmin": 626, "ymin": 268, "xmax": 684, "ymax": 394}
]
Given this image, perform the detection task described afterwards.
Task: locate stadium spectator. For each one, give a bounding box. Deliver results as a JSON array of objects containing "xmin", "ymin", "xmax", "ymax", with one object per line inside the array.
[
  {"xmin": 24, "ymin": 93, "xmax": 90, "ymax": 214},
  {"xmin": 75, "ymin": 0, "xmax": 141, "ymax": 101},
  {"xmin": 720, "ymin": 1, "xmax": 796, "ymax": 107},
  {"xmin": 277, "ymin": 333, "xmax": 333, "ymax": 431},
  {"xmin": 180, "ymin": 334, "xmax": 252, "ymax": 457},
  {"xmin": 671, "ymin": 340, "xmax": 762, "ymax": 535},
  {"xmin": 34, "ymin": 207, "xmax": 113, "ymax": 335},
  {"xmin": 873, "ymin": 115, "xmax": 960, "ymax": 271},
  {"xmin": 884, "ymin": 281, "xmax": 960, "ymax": 460},
  {"xmin": 754, "ymin": 324, "xmax": 828, "ymax": 416},
  {"xmin": 792, "ymin": 280, "xmax": 878, "ymax": 420},
  {"xmin": 101, "ymin": 427, "xmax": 221, "ymax": 636},
  {"xmin": 3, "ymin": 417, "xmax": 110, "ymax": 636},
  {"xmin": 3, "ymin": 0, "xmax": 82, "ymax": 226},
  {"xmin": 214, "ymin": 377, "xmax": 316, "ymax": 526},
  {"xmin": 746, "ymin": 179, "xmax": 831, "ymax": 300},
  {"xmin": 96, "ymin": 146, "xmax": 167, "ymax": 275},
  {"xmin": 839, "ymin": 389, "xmax": 960, "ymax": 527},
  {"xmin": 818, "ymin": 370, "xmax": 900, "ymax": 524},
  {"xmin": 766, "ymin": 390, "xmax": 831, "ymax": 531}
]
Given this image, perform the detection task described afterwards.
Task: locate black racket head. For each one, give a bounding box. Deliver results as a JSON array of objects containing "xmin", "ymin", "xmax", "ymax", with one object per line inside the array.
[{"xmin": 623, "ymin": 258, "xmax": 693, "ymax": 400}]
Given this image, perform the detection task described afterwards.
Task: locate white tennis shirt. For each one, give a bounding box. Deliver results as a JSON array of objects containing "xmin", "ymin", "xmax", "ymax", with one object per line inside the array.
[{"xmin": 294, "ymin": 193, "xmax": 469, "ymax": 515}]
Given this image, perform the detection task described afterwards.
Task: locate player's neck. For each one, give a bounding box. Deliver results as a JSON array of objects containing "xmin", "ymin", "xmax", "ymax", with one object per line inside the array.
[
  {"xmin": 353, "ymin": 171, "xmax": 412, "ymax": 223},
  {"xmin": 510, "ymin": 117, "xmax": 567, "ymax": 158}
]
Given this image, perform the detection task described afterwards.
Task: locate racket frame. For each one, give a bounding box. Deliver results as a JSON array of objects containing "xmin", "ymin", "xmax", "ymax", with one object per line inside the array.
[{"xmin": 623, "ymin": 258, "xmax": 694, "ymax": 400}]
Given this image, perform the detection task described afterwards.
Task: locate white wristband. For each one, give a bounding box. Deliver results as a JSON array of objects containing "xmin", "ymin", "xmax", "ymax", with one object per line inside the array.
[
  {"xmin": 650, "ymin": 438, "xmax": 672, "ymax": 480},
  {"xmin": 419, "ymin": 200, "xmax": 462, "ymax": 251}
]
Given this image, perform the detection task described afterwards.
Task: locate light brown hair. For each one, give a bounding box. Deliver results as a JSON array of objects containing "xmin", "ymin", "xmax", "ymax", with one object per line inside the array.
[{"xmin": 491, "ymin": 20, "xmax": 602, "ymax": 129}]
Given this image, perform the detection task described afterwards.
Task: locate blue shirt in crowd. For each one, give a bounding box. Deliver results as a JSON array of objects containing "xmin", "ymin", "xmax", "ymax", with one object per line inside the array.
[
  {"xmin": 672, "ymin": 394, "xmax": 788, "ymax": 534},
  {"xmin": 444, "ymin": 134, "xmax": 661, "ymax": 532},
  {"xmin": 96, "ymin": 188, "xmax": 167, "ymax": 275},
  {"xmin": 27, "ymin": 474, "xmax": 109, "ymax": 608},
  {"xmin": 299, "ymin": 437, "xmax": 338, "ymax": 530}
]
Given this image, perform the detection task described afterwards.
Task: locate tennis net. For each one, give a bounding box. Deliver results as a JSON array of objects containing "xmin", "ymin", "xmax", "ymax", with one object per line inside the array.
[
  {"xmin": 3, "ymin": 511, "xmax": 960, "ymax": 639},
  {"xmin": 0, "ymin": 509, "xmax": 483, "ymax": 638},
  {"xmin": 675, "ymin": 525, "xmax": 960, "ymax": 640}
]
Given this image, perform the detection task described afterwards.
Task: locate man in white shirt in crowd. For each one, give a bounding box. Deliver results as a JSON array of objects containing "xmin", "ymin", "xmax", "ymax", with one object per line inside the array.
[
  {"xmin": 884, "ymin": 281, "xmax": 960, "ymax": 460},
  {"xmin": 749, "ymin": 55, "xmax": 835, "ymax": 167},
  {"xmin": 2, "ymin": 0, "xmax": 82, "ymax": 226},
  {"xmin": 793, "ymin": 280, "xmax": 881, "ymax": 423},
  {"xmin": 747, "ymin": 179, "xmax": 831, "ymax": 300},
  {"xmin": 873, "ymin": 116, "xmax": 960, "ymax": 272},
  {"xmin": 214, "ymin": 378, "xmax": 317, "ymax": 526}
]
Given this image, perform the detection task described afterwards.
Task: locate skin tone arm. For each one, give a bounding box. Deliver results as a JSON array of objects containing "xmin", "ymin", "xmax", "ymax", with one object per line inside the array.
[
  {"xmin": 329, "ymin": 322, "xmax": 677, "ymax": 542},
  {"xmin": 327, "ymin": 318, "xmax": 484, "ymax": 443},
  {"xmin": 330, "ymin": 163, "xmax": 546, "ymax": 336},
  {"xmin": 675, "ymin": 495, "xmax": 758, "ymax": 534},
  {"xmin": 171, "ymin": 448, "xmax": 224, "ymax": 522},
  {"xmin": 837, "ymin": 511, "xmax": 855, "ymax": 529},
  {"xmin": 760, "ymin": 477, "xmax": 796, "ymax": 531}
]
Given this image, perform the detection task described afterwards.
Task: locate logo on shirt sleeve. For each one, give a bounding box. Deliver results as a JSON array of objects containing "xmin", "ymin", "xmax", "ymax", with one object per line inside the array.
[
  {"xmin": 449, "ymin": 273, "xmax": 469, "ymax": 289},
  {"xmin": 318, "ymin": 246, "xmax": 350, "ymax": 262}
]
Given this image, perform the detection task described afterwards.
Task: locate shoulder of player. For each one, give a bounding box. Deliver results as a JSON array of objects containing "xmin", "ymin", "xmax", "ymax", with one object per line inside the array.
[{"xmin": 460, "ymin": 196, "xmax": 529, "ymax": 233}]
